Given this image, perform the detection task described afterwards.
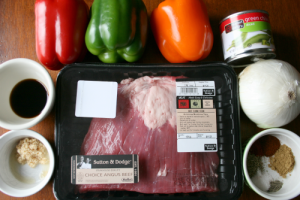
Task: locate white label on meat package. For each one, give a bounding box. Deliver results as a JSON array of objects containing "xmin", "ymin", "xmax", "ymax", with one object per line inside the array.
[
  {"xmin": 176, "ymin": 81, "xmax": 215, "ymax": 96},
  {"xmin": 176, "ymin": 80, "xmax": 217, "ymax": 152},
  {"xmin": 75, "ymin": 81, "xmax": 117, "ymax": 118},
  {"xmin": 71, "ymin": 155, "xmax": 139, "ymax": 185}
]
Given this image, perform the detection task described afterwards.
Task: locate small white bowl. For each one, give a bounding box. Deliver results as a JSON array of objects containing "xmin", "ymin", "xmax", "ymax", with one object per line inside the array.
[
  {"xmin": 243, "ymin": 128, "xmax": 300, "ymax": 199},
  {"xmin": 0, "ymin": 129, "xmax": 55, "ymax": 197},
  {"xmin": 0, "ymin": 58, "xmax": 55, "ymax": 130}
]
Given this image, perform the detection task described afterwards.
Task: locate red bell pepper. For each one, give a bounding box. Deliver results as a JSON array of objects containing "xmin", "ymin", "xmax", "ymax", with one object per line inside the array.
[{"xmin": 35, "ymin": 0, "xmax": 88, "ymax": 70}]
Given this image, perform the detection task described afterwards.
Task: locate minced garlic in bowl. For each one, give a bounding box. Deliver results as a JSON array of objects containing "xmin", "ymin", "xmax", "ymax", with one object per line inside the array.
[{"xmin": 16, "ymin": 138, "xmax": 49, "ymax": 168}]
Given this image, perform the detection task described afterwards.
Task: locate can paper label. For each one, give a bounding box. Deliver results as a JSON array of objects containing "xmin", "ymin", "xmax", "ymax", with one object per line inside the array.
[
  {"xmin": 71, "ymin": 155, "xmax": 139, "ymax": 184},
  {"xmin": 176, "ymin": 80, "xmax": 217, "ymax": 152},
  {"xmin": 220, "ymin": 12, "xmax": 275, "ymax": 60}
]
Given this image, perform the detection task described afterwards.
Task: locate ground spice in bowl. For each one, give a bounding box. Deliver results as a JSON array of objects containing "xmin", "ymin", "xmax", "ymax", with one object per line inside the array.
[
  {"xmin": 262, "ymin": 136, "xmax": 281, "ymax": 157},
  {"xmin": 267, "ymin": 180, "xmax": 283, "ymax": 193},
  {"xmin": 247, "ymin": 135, "xmax": 281, "ymax": 178},
  {"xmin": 269, "ymin": 144, "xmax": 295, "ymax": 178},
  {"xmin": 247, "ymin": 153, "xmax": 264, "ymax": 178},
  {"xmin": 249, "ymin": 140, "xmax": 264, "ymax": 157},
  {"xmin": 250, "ymin": 135, "xmax": 280, "ymax": 157}
]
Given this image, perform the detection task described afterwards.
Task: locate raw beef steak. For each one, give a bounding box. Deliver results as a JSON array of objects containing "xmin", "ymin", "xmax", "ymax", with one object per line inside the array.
[{"xmin": 79, "ymin": 76, "xmax": 219, "ymax": 194}]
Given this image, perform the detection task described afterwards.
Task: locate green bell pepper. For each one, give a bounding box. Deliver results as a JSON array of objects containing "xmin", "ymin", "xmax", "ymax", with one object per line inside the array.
[{"xmin": 85, "ymin": 0, "xmax": 148, "ymax": 63}]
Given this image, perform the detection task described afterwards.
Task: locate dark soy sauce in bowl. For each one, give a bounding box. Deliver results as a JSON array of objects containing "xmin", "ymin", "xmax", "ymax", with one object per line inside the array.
[{"xmin": 10, "ymin": 79, "xmax": 48, "ymax": 118}]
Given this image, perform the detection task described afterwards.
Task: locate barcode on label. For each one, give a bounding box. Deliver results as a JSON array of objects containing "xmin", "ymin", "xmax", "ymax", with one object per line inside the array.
[{"xmin": 180, "ymin": 88, "xmax": 198, "ymax": 94}]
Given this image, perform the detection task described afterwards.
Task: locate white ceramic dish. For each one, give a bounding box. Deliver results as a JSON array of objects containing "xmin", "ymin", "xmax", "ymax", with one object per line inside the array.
[
  {"xmin": 243, "ymin": 128, "xmax": 300, "ymax": 200},
  {"xmin": 0, "ymin": 129, "xmax": 55, "ymax": 197},
  {"xmin": 0, "ymin": 58, "xmax": 55, "ymax": 130}
]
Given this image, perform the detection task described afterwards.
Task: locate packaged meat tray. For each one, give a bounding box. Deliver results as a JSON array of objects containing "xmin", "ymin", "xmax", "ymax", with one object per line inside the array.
[{"xmin": 53, "ymin": 62, "xmax": 243, "ymax": 200}]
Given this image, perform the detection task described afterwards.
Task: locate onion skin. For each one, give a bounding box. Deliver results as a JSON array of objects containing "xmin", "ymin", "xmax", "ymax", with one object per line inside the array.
[{"xmin": 239, "ymin": 59, "xmax": 300, "ymax": 128}]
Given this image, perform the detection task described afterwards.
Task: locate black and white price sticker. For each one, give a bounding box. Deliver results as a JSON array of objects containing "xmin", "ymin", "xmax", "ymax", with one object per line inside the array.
[
  {"xmin": 175, "ymin": 79, "xmax": 217, "ymax": 152},
  {"xmin": 176, "ymin": 81, "xmax": 215, "ymax": 96}
]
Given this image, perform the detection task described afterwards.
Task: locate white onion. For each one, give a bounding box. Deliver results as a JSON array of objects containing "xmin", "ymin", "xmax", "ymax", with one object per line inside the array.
[{"xmin": 239, "ymin": 59, "xmax": 300, "ymax": 128}]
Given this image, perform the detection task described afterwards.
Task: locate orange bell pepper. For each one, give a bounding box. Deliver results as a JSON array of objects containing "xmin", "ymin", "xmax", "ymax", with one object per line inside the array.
[{"xmin": 150, "ymin": 0, "xmax": 213, "ymax": 63}]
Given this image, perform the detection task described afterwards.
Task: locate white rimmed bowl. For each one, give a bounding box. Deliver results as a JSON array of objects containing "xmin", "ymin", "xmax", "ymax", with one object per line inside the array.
[
  {"xmin": 0, "ymin": 58, "xmax": 55, "ymax": 130},
  {"xmin": 0, "ymin": 129, "xmax": 55, "ymax": 197},
  {"xmin": 243, "ymin": 128, "xmax": 300, "ymax": 199}
]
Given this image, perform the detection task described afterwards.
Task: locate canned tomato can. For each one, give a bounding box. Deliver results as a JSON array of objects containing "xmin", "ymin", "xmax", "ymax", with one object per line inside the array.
[{"xmin": 220, "ymin": 10, "xmax": 276, "ymax": 66}]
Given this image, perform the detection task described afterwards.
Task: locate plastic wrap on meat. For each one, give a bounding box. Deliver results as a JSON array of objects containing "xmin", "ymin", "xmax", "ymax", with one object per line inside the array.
[{"xmin": 79, "ymin": 76, "xmax": 219, "ymax": 194}]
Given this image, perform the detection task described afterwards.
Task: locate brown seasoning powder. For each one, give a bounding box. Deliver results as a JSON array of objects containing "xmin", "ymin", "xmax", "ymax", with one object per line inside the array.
[{"xmin": 268, "ymin": 144, "xmax": 295, "ymax": 178}]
